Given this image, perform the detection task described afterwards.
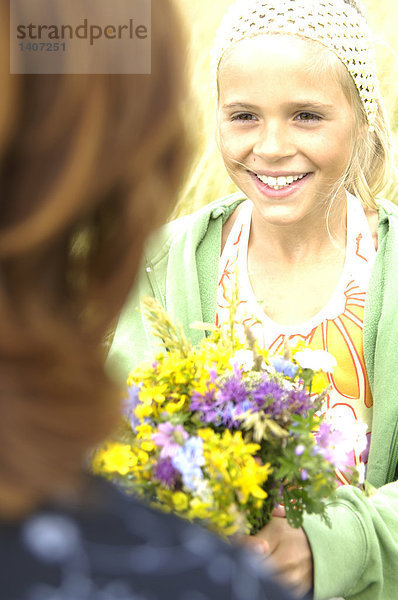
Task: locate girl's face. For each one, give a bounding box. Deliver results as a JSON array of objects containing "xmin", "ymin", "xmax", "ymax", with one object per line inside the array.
[{"xmin": 217, "ymin": 35, "xmax": 357, "ymax": 227}]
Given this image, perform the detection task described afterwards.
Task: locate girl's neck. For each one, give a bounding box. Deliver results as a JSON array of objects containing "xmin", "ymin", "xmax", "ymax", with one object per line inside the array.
[{"xmin": 249, "ymin": 194, "xmax": 347, "ymax": 264}]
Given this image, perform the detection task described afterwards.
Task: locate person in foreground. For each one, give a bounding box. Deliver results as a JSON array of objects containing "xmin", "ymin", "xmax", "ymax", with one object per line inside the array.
[
  {"xmin": 0, "ymin": 0, "xmax": 294, "ymax": 599},
  {"xmin": 108, "ymin": 1, "xmax": 398, "ymax": 599}
]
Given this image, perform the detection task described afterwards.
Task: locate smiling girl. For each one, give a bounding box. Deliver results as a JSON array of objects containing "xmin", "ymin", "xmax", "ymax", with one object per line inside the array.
[{"xmin": 108, "ymin": 1, "xmax": 398, "ymax": 599}]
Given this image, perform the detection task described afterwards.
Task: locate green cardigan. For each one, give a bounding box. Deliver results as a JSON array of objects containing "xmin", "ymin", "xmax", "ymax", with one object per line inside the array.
[{"xmin": 107, "ymin": 192, "xmax": 398, "ymax": 600}]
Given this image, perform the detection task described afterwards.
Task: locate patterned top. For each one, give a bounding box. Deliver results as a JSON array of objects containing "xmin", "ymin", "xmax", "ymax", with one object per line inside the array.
[
  {"xmin": 217, "ymin": 192, "xmax": 376, "ymax": 485},
  {"xmin": 0, "ymin": 475, "xmax": 294, "ymax": 600}
]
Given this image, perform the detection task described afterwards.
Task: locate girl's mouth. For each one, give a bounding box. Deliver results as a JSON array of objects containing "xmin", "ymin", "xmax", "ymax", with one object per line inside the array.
[
  {"xmin": 255, "ymin": 172, "xmax": 309, "ymax": 190},
  {"xmin": 250, "ymin": 171, "xmax": 312, "ymax": 197}
]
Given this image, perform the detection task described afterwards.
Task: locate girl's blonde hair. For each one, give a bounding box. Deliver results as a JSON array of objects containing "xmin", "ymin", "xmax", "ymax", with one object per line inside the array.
[{"xmin": 308, "ymin": 44, "xmax": 392, "ymax": 211}]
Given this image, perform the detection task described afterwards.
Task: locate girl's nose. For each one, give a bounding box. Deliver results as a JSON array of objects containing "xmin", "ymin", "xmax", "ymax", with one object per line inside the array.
[{"xmin": 253, "ymin": 121, "xmax": 296, "ymax": 162}]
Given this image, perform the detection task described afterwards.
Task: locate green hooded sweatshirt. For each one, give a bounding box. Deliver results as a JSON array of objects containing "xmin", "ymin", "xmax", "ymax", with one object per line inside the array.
[{"xmin": 107, "ymin": 193, "xmax": 398, "ymax": 600}]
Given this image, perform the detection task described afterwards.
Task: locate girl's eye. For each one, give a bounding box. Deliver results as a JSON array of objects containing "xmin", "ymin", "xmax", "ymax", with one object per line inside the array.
[
  {"xmin": 296, "ymin": 112, "xmax": 322, "ymax": 122},
  {"xmin": 231, "ymin": 113, "xmax": 257, "ymax": 122}
]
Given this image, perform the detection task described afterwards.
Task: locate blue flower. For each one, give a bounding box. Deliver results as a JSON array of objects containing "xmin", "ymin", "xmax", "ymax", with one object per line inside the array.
[
  {"xmin": 172, "ymin": 437, "xmax": 205, "ymax": 491},
  {"xmin": 272, "ymin": 356, "xmax": 298, "ymax": 379}
]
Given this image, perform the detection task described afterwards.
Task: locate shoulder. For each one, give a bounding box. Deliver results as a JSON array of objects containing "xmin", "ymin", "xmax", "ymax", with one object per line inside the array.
[
  {"xmin": 145, "ymin": 192, "xmax": 247, "ymax": 265},
  {"xmin": 377, "ymin": 197, "xmax": 398, "ymax": 222},
  {"xmin": 376, "ymin": 198, "xmax": 398, "ymax": 249}
]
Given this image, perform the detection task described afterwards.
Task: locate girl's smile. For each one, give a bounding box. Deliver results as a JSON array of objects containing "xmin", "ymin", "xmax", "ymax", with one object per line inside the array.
[
  {"xmin": 250, "ymin": 170, "xmax": 312, "ymax": 198},
  {"xmin": 217, "ymin": 35, "xmax": 358, "ymax": 228}
]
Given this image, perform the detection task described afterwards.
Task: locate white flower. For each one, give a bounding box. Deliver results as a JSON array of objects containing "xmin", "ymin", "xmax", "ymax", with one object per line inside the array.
[
  {"xmin": 229, "ymin": 350, "xmax": 255, "ymax": 372},
  {"xmin": 294, "ymin": 349, "xmax": 337, "ymax": 373},
  {"xmin": 357, "ymin": 462, "xmax": 366, "ymax": 485},
  {"xmin": 351, "ymin": 421, "xmax": 369, "ymax": 455},
  {"xmin": 194, "ymin": 479, "xmax": 214, "ymax": 504}
]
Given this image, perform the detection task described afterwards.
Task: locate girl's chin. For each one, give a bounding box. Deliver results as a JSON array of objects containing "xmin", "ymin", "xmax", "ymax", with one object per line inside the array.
[{"xmin": 250, "ymin": 201, "xmax": 317, "ymax": 228}]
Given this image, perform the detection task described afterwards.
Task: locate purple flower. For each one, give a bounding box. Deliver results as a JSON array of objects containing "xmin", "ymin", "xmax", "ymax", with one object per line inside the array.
[
  {"xmin": 152, "ymin": 423, "xmax": 188, "ymax": 459},
  {"xmin": 295, "ymin": 444, "xmax": 305, "ymax": 456},
  {"xmin": 251, "ymin": 378, "xmax": 285, "ymax": 412},
  {"xmin": 301, "ymin": 469, "xmax": 309, "ymax": 481},
  {"xmin": 251, "ymin": 375, "xmax": 313, "ymax": 420},
  {"xmin": 154, "ymin": 458, "xmax": 179, "ymax": 488},
  {"xmin": 217, "ymin": 374, "xmax": 251, "ymax": 426},
  {"xmin": 316, "ymin": 422, "xmax": 333, "ymax": 446},
  {"xmin": 190, "ymin": 380, "xmax": 218, "ymax": 422},
  {"xmin": 209, "ymin": 369, "xmax": 218, "ymax": 382},
  {"xmin": 286, "ymin": 388, "xmax": 313, "ymax": 415},
  {"xmin": 313, "ymin": 422, "xmax": 351, "ymax": 468},
  {"xmin": 360, "ymin": 433, "xmax": 371, "ymax": 464},
  {"xmin": 191, "ymin": 373, "xmax": 252, "ymax": 428}
]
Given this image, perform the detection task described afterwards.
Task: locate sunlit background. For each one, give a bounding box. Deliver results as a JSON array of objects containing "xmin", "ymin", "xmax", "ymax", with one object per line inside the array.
[{"xmin": 174, "ymin": 0, "xmax": 398, "ymax": 215}]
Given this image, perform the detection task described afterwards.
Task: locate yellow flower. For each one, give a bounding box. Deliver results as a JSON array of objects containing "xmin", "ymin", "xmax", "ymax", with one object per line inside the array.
[
  {"xmin": 194, "ymin": 377, "xmax": 213, "ymax": 396},
  {"xmin": 313, "ymin": 473, "xmax": 328, "ymax": 491},
  {"xmin": 158, "ymin": 355, "xmax": 196, "ymax": 385},
  {"xmin": 165, "ymin": 394, "xmax": 187, "ymax": 414},
  {"xmin": 195, "ymin": 340, "xmax": 234, "ymax": 372},
  {"xmin": 312, "ymin": 413, "xmax": 321, "ymax": 426},
  {"xmin": 233, "ymin": 458, "xmax": 272, "ymax": 503},
  {"xmin": 311, "ymin": 372, "xmax": 329, "ymax": 394},
  {"xmin": 127, "ymin": 363, "xmax": 152, "ymax": 386},
  {"xmin": 172, "ymin": 492, "xmax": 189, "ymax": 512},
  {"xmin": 136, "ymin": 423, "xmax": 154, "ymax": 439},
  {"xmin": 139, "ymin": 384, "xmax": 168, "ymax": 404},
  {"xmin": 257, "ymin": 347, "xmax": 269, "ymax": 363},
  {"xmin": 135, "ymin": 402, "xmax": 154, "ymax": 420},
  {"xmin": 93, "ymin": 443, "xmax": 137, "ymax": 476},
  {"xmin": 141, "ymin": 441, "xmax": 155, "ymax": 452},
  {"xmin": 197, "ymin": 428, "xmax": 214, "ymax": 441},
  {"xmin": 224, "ymin": 430, "xmax": 261, "ymax": 456},
  {"xmin": 215, "ymin": 512, "xmax": 239, "ymax": 536},
  {"xmin": 137, "ymin": 449, "xmax": 150, "ymax": 465},
  {"xmin": 290, "ymin": 340, "xmax": 307, "ymax": 355},
  {"xmin": 188, "ymin": 498, "xmax": 212, "ymax": 520}
]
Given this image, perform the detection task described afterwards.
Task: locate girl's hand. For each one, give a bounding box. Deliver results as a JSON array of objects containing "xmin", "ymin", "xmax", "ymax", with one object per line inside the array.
[{"xmin": 241, "ymin": 508, "xmax": 314, "ymax": 599}]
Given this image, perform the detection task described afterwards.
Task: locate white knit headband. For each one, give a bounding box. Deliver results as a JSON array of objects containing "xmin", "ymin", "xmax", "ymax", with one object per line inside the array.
[{"xmin": 212, "ymin": 0, "xmax": 379, "ymax": 129}]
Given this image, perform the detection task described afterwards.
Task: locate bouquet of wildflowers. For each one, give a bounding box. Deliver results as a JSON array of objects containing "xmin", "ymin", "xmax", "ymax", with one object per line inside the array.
[{"xmin": 94, "ymin": 298, "xmax": 361, "ymax": 536}]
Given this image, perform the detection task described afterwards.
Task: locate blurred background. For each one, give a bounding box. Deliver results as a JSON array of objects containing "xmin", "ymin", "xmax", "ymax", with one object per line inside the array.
[{"xmin": 173, "ymin": 0, "xmax": 398, "ymax": 216}]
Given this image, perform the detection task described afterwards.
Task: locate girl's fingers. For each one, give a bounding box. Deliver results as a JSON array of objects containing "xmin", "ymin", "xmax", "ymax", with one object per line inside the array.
[
  {"xmin": 234, "ymin": 533, "xmax": 271, "ymax": 556},
  {"xmin": 272, "ymin": 504, "xmax": 286, "ymax": 518}
]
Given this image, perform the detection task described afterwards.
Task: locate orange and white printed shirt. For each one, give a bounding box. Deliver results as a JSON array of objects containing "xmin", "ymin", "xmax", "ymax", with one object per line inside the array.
[{"xmin": 216, "ymin": 192, "xmax": 376, "ymax": 485}]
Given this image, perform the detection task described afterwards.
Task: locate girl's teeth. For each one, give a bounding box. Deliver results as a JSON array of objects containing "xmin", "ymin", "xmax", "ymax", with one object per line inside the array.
[{"xmin": 256, "ymin": 173, "xmax": 306, "ymax": 189}]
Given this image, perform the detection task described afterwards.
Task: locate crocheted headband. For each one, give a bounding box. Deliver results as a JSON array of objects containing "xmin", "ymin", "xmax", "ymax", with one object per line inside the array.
[{"xmin": 212, "ymin": 0, "xmax": 379, "ymax": 129}]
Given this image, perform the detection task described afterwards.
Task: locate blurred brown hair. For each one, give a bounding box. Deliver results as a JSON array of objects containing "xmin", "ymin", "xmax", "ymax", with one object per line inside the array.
[{"xmin": 0, "ymin": 0, "xmax": 189, "ymax": 518}]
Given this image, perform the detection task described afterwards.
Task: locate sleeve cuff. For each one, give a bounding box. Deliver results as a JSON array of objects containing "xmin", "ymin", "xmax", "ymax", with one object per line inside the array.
[{"xmin": 302, "ymin": 500, "xmax": 367, "ymax": 600}]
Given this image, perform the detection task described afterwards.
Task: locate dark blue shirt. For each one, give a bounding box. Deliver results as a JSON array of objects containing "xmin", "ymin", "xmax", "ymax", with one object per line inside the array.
[{"xmin": 0, "ymin": 476, "xmax": 294, "ymax": 600}]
